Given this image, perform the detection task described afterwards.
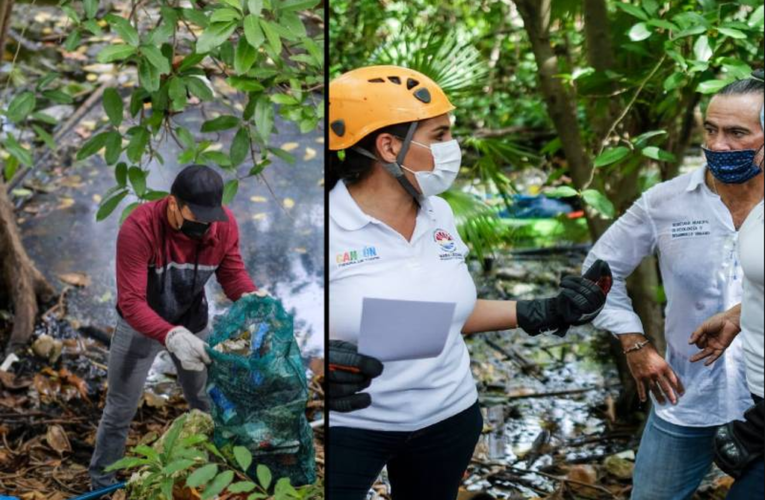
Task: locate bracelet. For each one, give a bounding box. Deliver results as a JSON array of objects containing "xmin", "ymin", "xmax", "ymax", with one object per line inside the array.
[{"xmin": 623, "ymin": 339, "xmax": 650, "ymax": 354}]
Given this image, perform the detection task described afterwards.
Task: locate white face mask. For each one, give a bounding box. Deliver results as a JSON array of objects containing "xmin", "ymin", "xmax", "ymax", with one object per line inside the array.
[{"xmin": 400, "ymin": 139, "xmax": 462, "ymax": 197}]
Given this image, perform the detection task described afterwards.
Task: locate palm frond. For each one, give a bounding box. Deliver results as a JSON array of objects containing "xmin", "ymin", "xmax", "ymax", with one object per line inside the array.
[
  {"xmin": 370, "ymin": 30, "xmax": 489, "ymax": 96},
  {"xmin": 441, "ymin": 190, "xmax": 504, "ymax": 266}
]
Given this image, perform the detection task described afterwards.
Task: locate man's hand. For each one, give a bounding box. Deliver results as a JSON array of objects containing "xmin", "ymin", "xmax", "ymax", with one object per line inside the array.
[
  {"xmin": 165, "ymin": 327, "xmax": 211, "ymax": 372},
  {"xmin": 621, "ymin": 333, "xmax": 684, "ymax": 405},
  {"xmin": 517, "ymin": 259, "xmax": 611, "ymax": 337},
  {"xmin": 689, "ymin": 307, "xmax": 742, "ymax": 366},
  {"xmin": 328, "ymin": 340, "xmax": 384, "ymax": 413}
]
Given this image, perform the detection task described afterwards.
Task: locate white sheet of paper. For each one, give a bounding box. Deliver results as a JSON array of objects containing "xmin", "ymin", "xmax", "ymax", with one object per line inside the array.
[{"xmin": 358, "ymin": 297, "xmax": 457, "ymax": 362}]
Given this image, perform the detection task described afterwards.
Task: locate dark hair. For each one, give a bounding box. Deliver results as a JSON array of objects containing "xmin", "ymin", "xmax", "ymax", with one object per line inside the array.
[
  {"xmin": 717, "ymin": 69, "xmax": 765, "ymax": 96},
  {"xmin": 328, "ymin": 122, "xmax": 412, "ymax": 190}
]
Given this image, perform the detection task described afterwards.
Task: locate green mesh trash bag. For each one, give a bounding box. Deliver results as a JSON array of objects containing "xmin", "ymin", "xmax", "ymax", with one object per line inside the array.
[{"xmin": 205, "ymin": 294, "xmax": 316, "ymax": 486}]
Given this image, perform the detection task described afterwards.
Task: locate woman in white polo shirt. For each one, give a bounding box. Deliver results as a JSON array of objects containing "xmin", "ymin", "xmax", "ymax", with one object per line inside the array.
[{"xmin": 327, "ymin": 66, "xmax": 612, "ymax": 500}]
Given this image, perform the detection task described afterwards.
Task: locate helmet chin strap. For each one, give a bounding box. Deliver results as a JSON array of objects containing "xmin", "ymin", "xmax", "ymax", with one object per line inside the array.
[{"xmin": 353, "ymin": 121, "xmax": 423, "ymax": 203}]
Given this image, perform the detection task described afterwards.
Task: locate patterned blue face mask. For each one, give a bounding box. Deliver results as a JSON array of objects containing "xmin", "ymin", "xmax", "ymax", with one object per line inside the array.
[{"xmin": 702, "ymin": 146, "xmax": 763, "ymax": 184}]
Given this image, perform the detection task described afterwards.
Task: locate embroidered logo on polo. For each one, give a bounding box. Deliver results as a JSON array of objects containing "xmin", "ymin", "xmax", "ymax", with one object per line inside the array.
[
  {"xmin": 335, "ymin": 246, "xmax": 380, "ymax": 267},
  {"xmin": 433, "ymin": 228, "xmax": 463, "ymax": 260},
  {"xmin": 670, "ymin": 219, "xmax": 711, "ymax": 239}
]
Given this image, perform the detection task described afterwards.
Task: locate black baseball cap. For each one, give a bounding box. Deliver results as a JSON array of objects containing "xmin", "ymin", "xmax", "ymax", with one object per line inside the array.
[{"xmin": 170, "ymin": 165, "xmax": 229, "ymax": 223}]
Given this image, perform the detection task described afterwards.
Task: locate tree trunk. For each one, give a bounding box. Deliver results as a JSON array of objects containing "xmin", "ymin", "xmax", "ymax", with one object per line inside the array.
[
  {"xmin": 0, "ymin": 179, "xmax": 54, "ymax": 353},
  {"xmin": 512, "ymin": 0, "xmax": 610, "ymax": 239},
  {"xmin": 0, "ymin": 0, "xmax": 14, "ymax": 59},
  {"xmin": 583, "ymin": 0, "xmax": 620, "ymax": 143}
]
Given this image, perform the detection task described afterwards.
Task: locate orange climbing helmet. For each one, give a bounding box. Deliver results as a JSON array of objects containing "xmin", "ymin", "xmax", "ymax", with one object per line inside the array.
[{"xmin": 329, "ymin": 65, "xmax": 455, "ymax": 151}]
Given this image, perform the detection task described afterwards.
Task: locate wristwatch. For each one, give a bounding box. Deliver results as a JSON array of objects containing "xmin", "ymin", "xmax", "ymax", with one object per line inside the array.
[{"xmin": 623, "ymin": 338, "xmax": 651, "ymax": 354}]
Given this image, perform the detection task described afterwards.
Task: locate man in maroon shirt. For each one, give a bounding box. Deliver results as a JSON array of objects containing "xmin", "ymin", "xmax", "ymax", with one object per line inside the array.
[{"xmin": 88, "ymin": 165, "xmax": 259, "ymax": 489}]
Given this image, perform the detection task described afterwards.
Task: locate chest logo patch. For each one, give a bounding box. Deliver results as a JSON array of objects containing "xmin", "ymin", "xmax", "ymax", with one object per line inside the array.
[
  {"xmin": 335, "ymin": 246, "xmax": 380, "ymax": 267},
  {"xmin": 434, "ymin": 228, "xmax": 457, "ymax": 252},
  {"xmin": 670, "ymin": 219, "xmax": 711, "ymax": 239}
]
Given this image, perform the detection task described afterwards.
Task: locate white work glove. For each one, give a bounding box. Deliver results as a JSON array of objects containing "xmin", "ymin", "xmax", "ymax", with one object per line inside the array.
[
  {"xmin": 165, "ymin": 326, "xmax": 211, "ymax": 372},
  {"xmin": 242, "ymin": 289, "xmax": 269, "ymax": 298}
]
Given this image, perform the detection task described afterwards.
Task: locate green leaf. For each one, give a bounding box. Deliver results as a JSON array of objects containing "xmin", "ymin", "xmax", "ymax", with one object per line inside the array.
[
  {"xmin": 97, "ymin": 189, "xmax": 129, "ymax": 221},
  {"xmin": 201, "ymin": 471, "xmax": 235, "ymax": 500},
  {"xmin": 673, "ymin": 25, "xmax": 706, "ymax": 38},
  {"xmin": 175, "ymin": 127, "xmax": 195, "ymax": 149},
  {"xmin": 128, "ymin": 167, "xmax": 147, "ymax": 196},
  {"xmin": 260, "ymin": 19, "xmax": 282, "ymax": 54},
  {"xmin": 201, "ymin": 115, "xmax": 240, "ymax": 133},
  {"xmin": 210, "ymin": 7, "xmax": 242, "ymax": 23},
  {"xmin": 581, "ymin": 189, "xmax": 615, "ymax": 218},
  {"xmin": 750, "ymin": 5, "xmax": 764, "ymax": 27},
  {"xmin": 105, "ymin": 15, "xmax": 140, "ymax": 47},
  {"xmin": 3, "ymin": 135, "xmax": 32, "ymax": 166},
  {"xmin": 6, "ymin": 92, "xmax": 36, "ymax": 123},
  {"xmin": 186, "ymin": 76, "xmax": 214, "ymax": 101},
  {"xmin": 696, "ymin": 79, "xmax": 732, "ymax": 94},
  {"xmin": 141, "ymin": 45, "xmax": 171, "ymax": 74},
  {"xmin": 249, "ymin": 159, "xmax": 270, "ymax": 176},
  {"xmin": 103, "ymin": 454, "xmax": 150, "ymax": 471},
  {"xmin": 104, "ymin": 131, "xmax": 122, "ymax": 165},
  {"xmin": 220, "ymin": 0, "xmax": 243, "ymax": 11},
  {"xmin": 269, "ymin": 147, "xmax": 295, "ymax": 164},
  {"xmin": 647, "ymin": 19, "xmax": 678, "ymax": 31},
  {"xmin": 126, "ymin": 127, "xmax": 150, "ymax": 163},
  {"xmin": 77, "ymin": 131, "xmax": 110, "ymax": 160},
  {"xmin": 83, "ymin": 19, "xmax": 102, "ymax": 35},
  {"xmin": 717, "ymin": 27, "xmax": 746, "ymax": 39},
  {"xmin": 115, "ymin": 162, "xmax": 128, "ymax": 187},
  {"xmin": 641, "ymin": 146, "xmax": 676, "ymax": 162},
  {"xmin": 279, "ymin": 0, "xmax": 319, "ymax": 10},
  {"xmin": 254, "ymin": 97, "xmax": 273, "ymax": 142},
  {"xmin": 119, "ymin": 202, "xmax": 140, "ymax": 225},
  {"xmin": 228, "ymin": 481, "xmax": 257, "ymax": 493},
  {"xmin": 247, "ymin": 0, "xmax": 263, "ymax": 15},
  {"xmin": 270, "ymin": 93, "xmax": 298, "ymax": 105},
  {"xmin": 235, "ymin": 38, "xmax": 258, "ymax": 75},
  {"xmin": 628, "ymin": 23, "xmax": 652, "ymax": 42},
  {"xmin": 614, "ymin": 3, "xmax": 648, "ymax": 21},
  {"xmin": 169, "ymin": 77, "xmax": 187, "ymax": 111},
  {"xmin": 35, "ymin": 72, "xmax": 60, "ymax": 91},
  {"xmin": 32, "ymin": 124, "xmax": 55, "ymax": 150},
  {"xmin": 163, "ymin": 459, "xmax": 196, "ymax": 475},
  {"xmin": 693, "ymin": 35, "xmax": 712, "ymax": 62},
  {"xmin": 632, "ymin": 130, "xmax": 667, "ymax": 148},
  {"xmin": 222, "ymin": 179, "xmax": 239, "ymax": 204},
  {"xmin": 280, "ymin": 12, "xmax": 306, "ymax": 38},
  {"xmin": 42, "ymin": 90, "xmax": 74, "ymax": 105},
  {"xmin": 233, "ymin": 446, "xmax": 253, "ymax": 472},
  {"xmin": 663, "ymin": 72, "xmax": 684, "ymax": 92},
  {"xmin": 227, "ymin": 76, "xmax": 265, "ymax": 92},
  {"xmin": 256, "ymin": 464, "xmax": 272, "ymax": 490},
  {"xmin": 546, "ymin": 186, "xmax": 578, "ymax": 198},
  {"xmin": 103, "ymin": 88, "xmax": 124, "ymax": 127},
  {"xmin": 83, "ymin": 0, "xmax": 98, "ymax": 19},
  {"xmin": 244, "ymin": 15, "xmax": 265, "ymax": 49},
  {"xmin": 142, "ymin": 190, "xmax": 169, "ymax": 201},
  {"xmin": 196, "ymin": 22, "xmax": 238, "ymax": 54},
  {"xmin": 593, "ymin": 146, "xmax": 630, "ymax": 168},
  {"xmin": 97, "ymin": 44, "xmax": 136, "ymax": 63},
  {"xmin": 138, "ymin": 58, "xmax": 161, "ymax": 92},
  {"xmin": 200, "ymin": 150, "xmax": 232, "ymax": 167},
  {"xmin": 161, "ymin": 414, "xmax": 187, "ymax": 460},
  {"xmin": 3, "ymin": 155, "xmax": 18, "ymax": 181},
  {"xmin": 64, "ymin": 30, "xmax": 81, "ymax": 52},
  {"xmin": 231, "ymin": 127, "xmax": 250, "ymax": 166},
  {"xmin": 178, "ymin": 53, "xmax": 206, "ymax": 73}
]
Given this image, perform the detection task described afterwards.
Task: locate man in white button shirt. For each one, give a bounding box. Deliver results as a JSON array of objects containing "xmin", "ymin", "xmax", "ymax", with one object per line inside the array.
[{"xmin": 583, "ymin": 73, "xmax": 763, "ymax": 499}]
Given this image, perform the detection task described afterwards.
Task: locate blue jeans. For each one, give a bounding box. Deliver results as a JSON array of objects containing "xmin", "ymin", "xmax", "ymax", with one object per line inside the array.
[{"xmin": 632, "ymin": 408, "xmax": 719, "ymax": 500}]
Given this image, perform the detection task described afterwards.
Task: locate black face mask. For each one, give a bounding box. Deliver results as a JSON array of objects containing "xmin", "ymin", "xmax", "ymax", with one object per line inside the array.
[{"xmin": 180, "ymin": 217, "xmax": 210, "ymax": 240}]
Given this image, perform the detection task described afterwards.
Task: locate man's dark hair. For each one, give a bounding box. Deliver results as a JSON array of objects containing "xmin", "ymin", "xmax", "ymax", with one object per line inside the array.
[
  {"xmin": 328, "ymin": 122, "xmax": 413, "ymax": 190},
  {"xmin": 717, "ymin": 69, "xmax": 765, "ymax": 96}
]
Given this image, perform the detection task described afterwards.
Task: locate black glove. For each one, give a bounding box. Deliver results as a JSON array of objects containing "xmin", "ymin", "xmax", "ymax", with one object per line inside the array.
[
  {"xmin": 516, "ymin": 259, "xmax": 611, "ymax": 337},
  {"xmin": 714, "ymin": 400, "xmax": 764, "ymax": 478},
  {"xmin": 328, "ymin": 340, "xmax": 384, "ymax": 413}
]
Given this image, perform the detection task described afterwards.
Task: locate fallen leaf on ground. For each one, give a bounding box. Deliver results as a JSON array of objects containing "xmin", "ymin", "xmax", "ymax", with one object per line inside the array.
[
  {"xmin": 45, "ymin": 424, "xmax": 72, "ymax": 455},
  {"xmin": 58, "ymin": 272, "xmax": 91, "ymax": 287}
]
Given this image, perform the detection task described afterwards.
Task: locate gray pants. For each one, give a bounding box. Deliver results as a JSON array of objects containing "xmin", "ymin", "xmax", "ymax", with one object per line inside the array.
[{"xmin": 88, "ymin": 319, "xmax": 211, "ymax": 489}]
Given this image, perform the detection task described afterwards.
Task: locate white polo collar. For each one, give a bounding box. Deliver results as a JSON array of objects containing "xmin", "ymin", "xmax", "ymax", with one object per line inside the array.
[
  {"xmin": 685, "ymin": 165, "xmax": 709, "ymax": 192},
  {"xmin": 329, "ymin": 181, "xmax": 438, "ymax": 231}
]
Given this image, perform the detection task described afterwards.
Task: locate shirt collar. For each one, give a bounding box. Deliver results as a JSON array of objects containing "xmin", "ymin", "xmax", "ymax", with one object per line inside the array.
[
  {"xmin": 329, "ymin": 181, "xmax": 439, "ymax": 231},
  {"xmin": 685, "ymin": 165, "xmax": 709, "ymax": 192}
]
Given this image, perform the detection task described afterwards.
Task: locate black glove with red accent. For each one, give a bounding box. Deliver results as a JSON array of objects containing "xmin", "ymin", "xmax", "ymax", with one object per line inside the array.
[
  {"xmin": 328, "ymin": 340, "xmax": 384, "ymax": 413},
  {"xmin": 516, "ymin": 259, "xmax": 612, "ymax": 337}
]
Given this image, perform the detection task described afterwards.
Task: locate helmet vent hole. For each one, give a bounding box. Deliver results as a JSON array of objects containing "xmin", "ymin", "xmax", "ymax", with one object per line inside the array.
[
  {"xmin": 330, "ymin": 119, "xmax": 346, "ymax": 137},
  {"xmin": 368, "ymin": 78, "xmax": 385, "ymax": 83},
  {"xmin": 406, "ymin": 78, "xmax": 419, "ymax": 90},
  {"xmin": 413, "ymin": 87, "xmax": 431, "ymax": 103},
  {"xmin": 387, "ymin": 76, "xmax": 401, "ymax": 84}
]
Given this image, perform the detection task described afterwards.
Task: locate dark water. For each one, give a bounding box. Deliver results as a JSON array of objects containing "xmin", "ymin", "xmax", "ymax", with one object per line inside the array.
[{"xmin": 19, "ymin": 105, "xmax": 324, "ymax": 357}]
